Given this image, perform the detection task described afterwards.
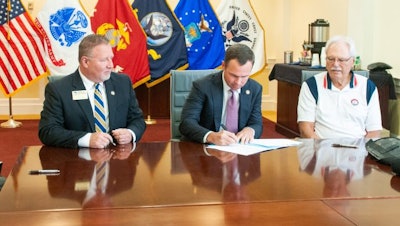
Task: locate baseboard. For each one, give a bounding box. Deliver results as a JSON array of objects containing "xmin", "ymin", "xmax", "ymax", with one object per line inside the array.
[
  {"xmin": 0, "ymin": 98, "xmax": 43, "ymax": 118},
  {"xmin": 0, "ymin": 115, "xmax": 40, "ymax": 120}
]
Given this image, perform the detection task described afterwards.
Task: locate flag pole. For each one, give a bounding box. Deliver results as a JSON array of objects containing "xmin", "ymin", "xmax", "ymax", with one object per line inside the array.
[
  {"xmin": 145, "ymin": 87, "xmax": 156, "ymax": 125},
  {"xmin": 1, "ymin": 97, "xmax": 22, "ymax": 128}
]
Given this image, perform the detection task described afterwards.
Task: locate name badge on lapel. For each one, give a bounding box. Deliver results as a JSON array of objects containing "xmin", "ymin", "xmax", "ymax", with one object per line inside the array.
[{"xmin": 72, "ymin": 90, "xmax": 88, "ymax": 100}]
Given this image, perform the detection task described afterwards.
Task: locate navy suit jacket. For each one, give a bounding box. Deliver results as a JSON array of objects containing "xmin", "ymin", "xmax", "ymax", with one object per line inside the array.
[
  {"xmin": 179, "ymin": 71, "xmax": 263, "ymax": 143},
  {"xmin": 39, "ymin": 70, "xmax": 146, "ymax": 148}
]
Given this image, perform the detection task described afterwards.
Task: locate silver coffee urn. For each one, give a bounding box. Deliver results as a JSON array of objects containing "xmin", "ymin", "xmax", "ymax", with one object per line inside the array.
[{"xmin": 308, "ymin": 19, "xmax": 329, "ymax": 55}]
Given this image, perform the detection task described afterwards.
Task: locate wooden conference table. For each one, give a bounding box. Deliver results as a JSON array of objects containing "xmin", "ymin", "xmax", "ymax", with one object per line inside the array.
[{"xmin": 1, "ymin": 140, "xmax": 400, "ymax": 225}]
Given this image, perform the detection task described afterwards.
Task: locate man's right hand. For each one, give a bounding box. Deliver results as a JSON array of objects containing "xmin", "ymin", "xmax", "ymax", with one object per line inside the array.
[
  {"xmin": 90, "ymin": 132, "xmax": 114, "ymax": 148},
  {"xmin": 206, "ymin": 130, "xmax": 239, "ymax": 146}
]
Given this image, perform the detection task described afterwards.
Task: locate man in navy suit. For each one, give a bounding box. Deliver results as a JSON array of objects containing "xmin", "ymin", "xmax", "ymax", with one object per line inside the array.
[
  {"xmin": 39, "ymin": 34, "xmax": 146, "ymax": 149},
  {"xmin": 179, "ymin": 44, "xmax": 263, "ymax": 145}
]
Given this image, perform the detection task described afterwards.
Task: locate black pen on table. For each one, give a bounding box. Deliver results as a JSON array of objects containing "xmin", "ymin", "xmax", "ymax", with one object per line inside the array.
[
  {"xmin": 331, "ymin": 143, "xmax": 358, "ymax": 149},
  {"xmin": 29, "ymin": 169, "xmax": 60, "ymax": 175}
]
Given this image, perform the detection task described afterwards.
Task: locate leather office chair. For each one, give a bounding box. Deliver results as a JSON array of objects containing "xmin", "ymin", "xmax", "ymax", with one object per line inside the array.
[
  {"xmin": 301, "ymin": 70, "xmax": 369, "ymax": 83},
  {"xmin": 47, "ymin": 75, "xmax": 64, "ymax": 83},
  {"xmin": 389, "ymin": 99, "xmax": 400, "ymax": 138},
  {"xmin": 170, "ymin": 69, "xmax": 221, "ymax": 141}
]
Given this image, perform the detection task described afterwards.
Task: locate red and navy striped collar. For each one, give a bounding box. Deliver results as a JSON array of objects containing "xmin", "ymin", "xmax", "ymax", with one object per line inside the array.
[{"xmin": 324, "ymin": 71, "xmax": 356, "ymax": 89}]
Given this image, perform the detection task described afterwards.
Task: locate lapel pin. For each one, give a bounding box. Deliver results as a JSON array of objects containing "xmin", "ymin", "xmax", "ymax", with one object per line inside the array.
[
  {"xmin": 246, "ymin": 90, "xmax": 250, "ymax": 95},
  {"xmin": 111, "ymin": 91, "xmax": 115, "ymax": 95}
]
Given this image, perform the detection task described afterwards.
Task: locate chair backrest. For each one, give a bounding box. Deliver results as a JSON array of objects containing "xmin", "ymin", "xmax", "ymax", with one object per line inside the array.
[
  {"xmin": 301, "ymin": 70, "xmax": 369, "ymax": 83},
  {"xmin": 47, "ymin": 75, "xmax": 64, "ymax": 83},
  {"xmin": 0, "ymin": 161, "xmax": 4, "ymax": 190},
  {"xmin": 170, "ymin": 69, "xmax": 221, "ymax": 140}
]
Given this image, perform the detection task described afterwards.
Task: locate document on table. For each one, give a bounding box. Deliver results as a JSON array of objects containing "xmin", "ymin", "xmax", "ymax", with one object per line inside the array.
[{"xmin": 206, "ymin": 139, "xmax": 302, "ymax": 156}]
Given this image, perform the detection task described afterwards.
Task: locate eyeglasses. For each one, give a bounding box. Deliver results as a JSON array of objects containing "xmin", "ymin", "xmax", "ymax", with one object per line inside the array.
[{"xmin": 326, "ymin": 56, "xmax": 353, "ymax": 64}]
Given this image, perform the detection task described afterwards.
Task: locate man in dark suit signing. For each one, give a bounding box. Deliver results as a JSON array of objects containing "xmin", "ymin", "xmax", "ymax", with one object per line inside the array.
[
  {"xmin": 39, "ymin": 34, "xmax": 146, "ymax": 148},
  {"xmin": 179, "ymin": 44, "xmax": 263, "ymax": 145}
]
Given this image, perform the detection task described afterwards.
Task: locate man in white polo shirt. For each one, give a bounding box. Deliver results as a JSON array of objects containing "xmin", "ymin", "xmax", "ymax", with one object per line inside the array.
[{"xmin": 297, "ymin": 35, "xmax": 382, "ymax": 138}]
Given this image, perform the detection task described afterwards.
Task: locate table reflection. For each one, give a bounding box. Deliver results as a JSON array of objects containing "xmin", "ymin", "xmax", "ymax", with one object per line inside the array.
[
  {"xmin": 5, "ymin": 140, "xmax": 400, "ymax": 214},
  {"xmin": 391, "ymin": 176, "xmax": 400, "ymax": 192},
  {"xmin": 178, "ymin": 142, "xmax": 260, "ymax": 202},
  {"xmin": 298, "ymin": 138, "xmax": 370, "ymax": 197},
  {"xmin": 39, "ymin": 143, "xmax": 141, "ymax": 209}
]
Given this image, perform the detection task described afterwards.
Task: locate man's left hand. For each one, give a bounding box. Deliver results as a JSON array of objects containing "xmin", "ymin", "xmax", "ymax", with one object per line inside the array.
[
  {"xmin": 111, "ymin": 128, "xmax": 133, "ymax": 144},
  {"xmin": 236, "ymin": 127, "xmax": 255, "ymax": 144}
]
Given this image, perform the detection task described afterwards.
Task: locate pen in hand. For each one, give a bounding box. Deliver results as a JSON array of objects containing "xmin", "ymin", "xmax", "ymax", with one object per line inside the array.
[
  {"xmin": 109, "ymin": 138, "xmax": 116, "ymax": 146},
  {"xmin": 220, "ymin": 124, "xmax": 240, "ymax": 144},
  {"xmin": 108, "ymin": 132, "xmax": 117, "ymax": 146},
  {"xmin": 220, "ymin": 124, "xmax": 228, "ymax": 131}
]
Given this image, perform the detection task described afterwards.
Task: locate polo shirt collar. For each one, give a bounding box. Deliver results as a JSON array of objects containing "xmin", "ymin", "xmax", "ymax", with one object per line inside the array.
[{"xmin": 325, "ymin": 71, "xmax": 356, "ymax": 89}]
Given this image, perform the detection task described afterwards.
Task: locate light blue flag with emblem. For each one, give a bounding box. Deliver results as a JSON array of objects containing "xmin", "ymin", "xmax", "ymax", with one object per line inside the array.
[
  {"xmin": 217, "ymin": 0, "xmax": 266, "ymax": 75},
  {"xmin": 35, "ymin": 0, "xmax": 92, "ymax": 76},
  {"xmin": 174, "ymin": 0, "xmax": 225, "ymax": 69}
]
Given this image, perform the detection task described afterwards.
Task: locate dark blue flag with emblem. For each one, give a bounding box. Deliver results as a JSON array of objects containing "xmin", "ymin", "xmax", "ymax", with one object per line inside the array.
[
  {"xmin": 132, "ymin": 0, "xmax": 188, "ymax": 87},
  {"xmin": 174, "ymin": 0, "xmax": 225, "ymax": 70}
]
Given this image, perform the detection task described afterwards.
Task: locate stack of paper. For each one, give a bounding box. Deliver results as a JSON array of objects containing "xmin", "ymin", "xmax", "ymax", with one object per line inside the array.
[{"xmin": 206, "ymin": 139, "xmax": 302, "ymax": 156}]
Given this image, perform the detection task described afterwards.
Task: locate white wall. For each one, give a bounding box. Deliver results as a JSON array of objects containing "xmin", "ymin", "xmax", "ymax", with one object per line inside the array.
[{"xmin": 349, "ymin": 0, "xmax": 400, "ymax": 78}]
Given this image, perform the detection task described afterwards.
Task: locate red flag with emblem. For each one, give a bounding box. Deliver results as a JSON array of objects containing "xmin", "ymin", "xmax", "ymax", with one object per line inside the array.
[{"xmin": 90, "ymin": 0, "xmax": 150, "ymax": 87}]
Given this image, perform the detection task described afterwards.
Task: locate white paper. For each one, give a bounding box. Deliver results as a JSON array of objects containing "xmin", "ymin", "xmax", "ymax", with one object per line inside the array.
[{"xmin": 206, "ymin": 139, "xmax": 302, "ymax": 156}]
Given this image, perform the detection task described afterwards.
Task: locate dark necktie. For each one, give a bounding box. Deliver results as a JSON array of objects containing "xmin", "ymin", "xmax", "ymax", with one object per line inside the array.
[
  {"xmin": 94, "ymin": 83, "xmax": 107, "ymax": 132},
  {"xmin": 225, "ymin": 89, "xmax": 239, "ymax": 133}
]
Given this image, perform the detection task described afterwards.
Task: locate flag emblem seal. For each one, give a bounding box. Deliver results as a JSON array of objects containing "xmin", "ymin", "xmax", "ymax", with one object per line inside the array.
[
  {"xmin": 140, "ymin": 12, "xmax": 172, "ymax": 46},
  {"xmin": 49, "ymin": 8, "xmax": 89, "ymax": 47},
  {"xmin": 96, "ymin": 19, "xmax": 132, "ymax": 51},
  {"xmin": 184, "ymin": 22, "xmax": 201, "ymax": 45},
  {"xmin": 220, "ymin": 10, "xmax": 259, "ymax": 48}
]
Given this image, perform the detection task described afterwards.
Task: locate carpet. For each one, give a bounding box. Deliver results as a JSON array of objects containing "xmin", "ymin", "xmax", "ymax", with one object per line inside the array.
[{"xmin": 0, "ymin": 118, "xmax": 285, "ymax": 177}]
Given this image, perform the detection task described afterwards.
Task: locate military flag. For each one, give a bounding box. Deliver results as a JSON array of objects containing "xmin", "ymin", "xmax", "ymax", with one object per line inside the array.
[
  {"xmin": 91, "ymin": 0, "xmax": 150, "ymax": 87},
  {"xmin": 132, "ymin": 0, "xmax": 188, "ymax": 87},
  {"xmin": 217, "ymin": 0, "xmax": 266, "ymax": 75},
  {"xmin": 174, "ymin": 0, "xmax": 225, "ymax": 70},
  {"xmin": 35, "ymin": 0, "xmax": 92, "ymax": 76},
  {"xmin": 0, "ymin": 0, "xmax": 46, "ymax": 96}
]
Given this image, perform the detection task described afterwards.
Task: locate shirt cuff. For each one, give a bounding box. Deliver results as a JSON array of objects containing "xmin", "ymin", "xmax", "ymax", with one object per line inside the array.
[
  {"xmin": 78, "ymin": 133, "xmax": 91, "ymax": 147},
  {"xmin": 203, "ymin": 131, "xmax": 212, "ymax": 143},
  {"xmin": 128, "ymin": 129, "xmax": 136, "ymax": 142}
]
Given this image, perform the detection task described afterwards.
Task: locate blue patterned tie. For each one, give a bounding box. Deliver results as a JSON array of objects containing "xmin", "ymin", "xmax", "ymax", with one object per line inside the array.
[
  {"xmin": 226, "ymin": 89, "xmax": 239, "ymax": 133},
  {"xmin": 94, "ymin": 83, "xmax": 107, "ymax": 132}
]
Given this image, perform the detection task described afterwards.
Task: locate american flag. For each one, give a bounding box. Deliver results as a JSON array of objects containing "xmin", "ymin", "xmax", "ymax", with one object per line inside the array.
[{"xmin": 0, "ymin": 0, "xmax": 46, "ymax": 96}]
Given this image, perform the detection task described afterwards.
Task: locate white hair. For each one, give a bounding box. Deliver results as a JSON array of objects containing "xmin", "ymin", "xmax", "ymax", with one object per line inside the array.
[{"xmin": 325, "ymin": 35, "xmax": 357, "ymax": 57}]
